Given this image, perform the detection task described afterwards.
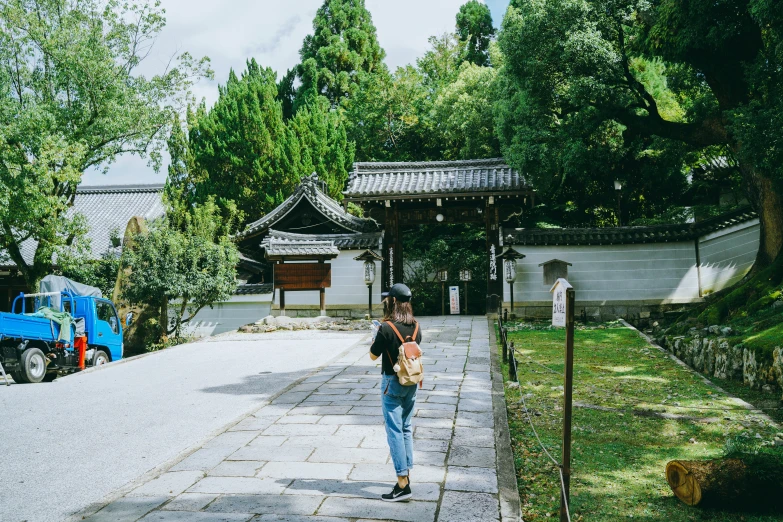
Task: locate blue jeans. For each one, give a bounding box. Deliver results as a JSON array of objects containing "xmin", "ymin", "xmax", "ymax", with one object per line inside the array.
[{"xmin": 381, "ymin": 374, "xmax": 416, "ymax": 477}]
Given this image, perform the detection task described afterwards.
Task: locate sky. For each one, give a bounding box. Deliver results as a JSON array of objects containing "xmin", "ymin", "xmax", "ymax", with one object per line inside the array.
[{"xmin": 82, "ymin": 0, "xmax": 511, "ymax": 186}]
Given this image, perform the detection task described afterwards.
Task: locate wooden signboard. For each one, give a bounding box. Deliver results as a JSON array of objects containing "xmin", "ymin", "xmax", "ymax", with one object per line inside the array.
[{"xmin": 274, "ymin": 263, "xmax": 331, "ymax": 290}]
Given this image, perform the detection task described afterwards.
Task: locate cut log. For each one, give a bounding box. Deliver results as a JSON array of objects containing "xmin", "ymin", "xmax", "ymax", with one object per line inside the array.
[
  {"xmin": 666, "ymin": 458, "xmax": 748, "ymax": 506},
  {"xmin": 666, "ymin": 457, "xmax": 783, "ymax": 512}
]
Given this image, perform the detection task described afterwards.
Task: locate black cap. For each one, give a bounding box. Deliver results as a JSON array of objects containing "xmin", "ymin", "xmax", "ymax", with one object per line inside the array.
[{"xmin": 381, "ymin": 283, "xmax": 412, "ymax": 302}]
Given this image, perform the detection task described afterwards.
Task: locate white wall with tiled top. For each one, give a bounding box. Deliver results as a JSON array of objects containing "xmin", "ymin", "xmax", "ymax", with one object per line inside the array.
[
  {"xmin": 502, "ymin": 241, "xmax": 700, "ymax": 304},
  {"xmin": 502, "ymin": 220, "xmax": 760, "ymax": 306},
  {"xmin": 698, "ymin": 219, "xmax": 759, "ymax": 295}
]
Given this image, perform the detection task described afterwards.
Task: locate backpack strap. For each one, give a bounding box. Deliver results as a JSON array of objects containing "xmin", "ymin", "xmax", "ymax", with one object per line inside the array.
[
  {"xmin": 386, "ymin": 321, "xmax": 406, "ymax": 343},
  {"xmin": 387, "ymin": 321, "xmax": 419, "ymax": 343}
]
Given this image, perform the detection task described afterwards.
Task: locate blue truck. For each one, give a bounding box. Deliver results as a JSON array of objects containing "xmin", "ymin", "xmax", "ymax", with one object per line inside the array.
[{"xmin": 0, "ymin": 291, "xmax": 123, "ymax": 383}]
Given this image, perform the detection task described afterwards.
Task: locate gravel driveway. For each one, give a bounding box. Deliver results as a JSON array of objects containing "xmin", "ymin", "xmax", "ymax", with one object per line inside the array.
[{"xmin": 0, "ymin": 330, "xmax": 367, "ymax": 522}]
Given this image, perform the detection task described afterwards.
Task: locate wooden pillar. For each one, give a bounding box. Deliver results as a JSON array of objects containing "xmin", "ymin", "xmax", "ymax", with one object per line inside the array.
[
  {"xmin": 486, "ymin": 200, "xmax": 502, "ymax": 312},
  {"xmin": 320, "ymin": 288, "xmax": 326, "ymax": 316},
  {"xmin": 383, "ymin": 202, "xmax": 402, "ymax": 289},
  {"xmin": 279, "ymin": 288, "xmax": 286, "ymax": 317}
]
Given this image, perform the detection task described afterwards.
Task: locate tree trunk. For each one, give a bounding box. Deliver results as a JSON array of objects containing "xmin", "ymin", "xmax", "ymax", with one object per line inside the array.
[
  {"xmin": 666, "ymin": 459, "xmax": 783, "ymax": 510},
  {"xmin": 743, "ymin": 166, "xmax": 783, "ymax": 270},
  {"xmin": 159, "ymin": 295, "xmax": 169, "ymax": 344}
]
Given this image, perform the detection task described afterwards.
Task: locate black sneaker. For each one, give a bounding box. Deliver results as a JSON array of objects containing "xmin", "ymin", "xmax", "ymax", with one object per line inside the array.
[{"xmin": 381, "ymin": 483, "xmax": 412, "ymax": 502}]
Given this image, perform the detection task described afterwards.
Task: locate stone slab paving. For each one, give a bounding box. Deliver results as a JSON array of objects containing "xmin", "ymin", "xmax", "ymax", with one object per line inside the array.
[{"xmin": 85, "ymin": 316, "xmax": 512, "ymax": 522}]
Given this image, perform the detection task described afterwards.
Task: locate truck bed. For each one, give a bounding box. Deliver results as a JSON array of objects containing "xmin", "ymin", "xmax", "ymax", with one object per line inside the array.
[{"xmin": 0, "ymin": 311, "xmax": 72, "ymax": 343}]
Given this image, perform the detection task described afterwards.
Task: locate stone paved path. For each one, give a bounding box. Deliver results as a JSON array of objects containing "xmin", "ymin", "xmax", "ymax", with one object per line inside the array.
[{"xmin": 85, "ymin": 316, "xmax": 509, "ymax": 522}]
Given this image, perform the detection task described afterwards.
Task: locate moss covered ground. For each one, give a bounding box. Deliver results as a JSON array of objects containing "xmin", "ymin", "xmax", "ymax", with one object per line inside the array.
[
  {"xmin": 676, "ymin": 258, "xmax": 783, "ymax": 364},
  {"xmin": 499, "ymin": 325, "xmax": 781, "ymax": 521}
]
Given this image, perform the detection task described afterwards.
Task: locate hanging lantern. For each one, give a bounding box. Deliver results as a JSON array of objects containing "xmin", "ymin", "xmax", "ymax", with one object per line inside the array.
[
  {"xmin": 438, "ymin": 268, "xmax": 448, "ymax": 282},
  {"xmin": 459, "ymin": 269, "xmax": 472, "ymax": 282}
]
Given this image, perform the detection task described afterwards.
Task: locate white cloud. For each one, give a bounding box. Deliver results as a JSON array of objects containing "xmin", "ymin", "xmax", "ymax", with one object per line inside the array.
[{"xmin": 82, "ymin": 0, "xmax": 472, "ymax": 186}]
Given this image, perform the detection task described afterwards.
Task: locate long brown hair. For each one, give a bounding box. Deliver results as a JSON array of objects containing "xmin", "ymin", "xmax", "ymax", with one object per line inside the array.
[
  {"xmin": 390, "ymin": 299, "xmax": 415, "ymax": 325},
  {"xmin": 382, "ymin": 297, "xmax": 393, "ymax": 321}
]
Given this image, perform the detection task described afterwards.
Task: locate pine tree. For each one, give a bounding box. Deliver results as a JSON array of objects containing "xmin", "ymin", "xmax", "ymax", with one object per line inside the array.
[
  {"xmin": 188, "ymin": 59, "xmax": 301, "ymax": 223},
  {"xmin": 297, "ymin": 0, "xmax": 387, "ymax": 108}
]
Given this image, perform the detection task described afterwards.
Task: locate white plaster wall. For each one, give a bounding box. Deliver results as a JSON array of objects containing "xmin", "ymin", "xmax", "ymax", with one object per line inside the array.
[
  {"xmin": 503, "ymin": 242, "xmax": 700, "ymax": 304},
  {"xmin": 698, "ymin": 219, "xmax": 759, "ymax": 294},
  {"xmin": 179, "ymin": 293, "xmax": 273, "ymax": 338},
  {"xmin": 279, "ymin": 250, "xmax": 383, "ymax": 307}
]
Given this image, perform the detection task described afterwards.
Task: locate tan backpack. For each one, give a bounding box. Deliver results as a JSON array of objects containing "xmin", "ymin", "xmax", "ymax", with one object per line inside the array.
[{"xmin": 385, "ymin": 321, "xmax": 424, "ymax": 387}]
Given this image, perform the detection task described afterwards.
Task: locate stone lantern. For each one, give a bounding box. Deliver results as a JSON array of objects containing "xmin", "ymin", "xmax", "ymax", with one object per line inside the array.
[
  {"xmin": 354, "ymin": 250, "xmax": 384, "ymax": 318},
  {"xmin": 497, "ymin": 248, "xmax": 526, "ymax": 318}
]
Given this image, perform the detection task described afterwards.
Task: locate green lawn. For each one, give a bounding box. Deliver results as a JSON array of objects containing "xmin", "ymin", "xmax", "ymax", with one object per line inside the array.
[{"xmin": 499, "ymin": 325, "xmax": 782, "ymax": 521}]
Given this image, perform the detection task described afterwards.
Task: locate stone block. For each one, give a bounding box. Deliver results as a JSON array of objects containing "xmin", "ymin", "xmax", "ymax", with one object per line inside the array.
[
  {"xmin": 436, "ymin": 491, "xmax": 500, "ymax": 522},
  {"xmin": 208, "ymin": 461, "xmax": 265, "ymax": 477},
  {"xmin": 283, "ymin": 479, "xmax": 440, "ymax": 501},
  {"xmin": 257, "ymin": 462, "xmax": 353, "ymax": 480},
  {"xmin": 445, "ymin": 466, "xmax": 498, "ymax": 493},
  {"xmin": 253, "ymin": 516, "xmax": 349, "ymax": 522},
  {"xmin": 229, "ymin": 445, "xmax": 313, "ymax": 462},
  {"xmin": 308, "ymin": 448, "xmax": 388, "ymax": 464},
  {"xmin": 130, "ymin": 471, "xmax": 205, "ymax": 497},
  {"xmin": 263, "ymin": 424, "xmax": 338, "ymax": 437},
  {"xmin": 414, "ymin": 427, "xmax": 452, "ymax": 440},
  {"xmin": 276, "ymin": 415, "xmax": 323, "ymax": 424},
  {"xmin": 280, "ymin": 435, "xmax": 364, "ymax": 448},
  {"xmin": 316, "ymin": 497, "xmax": 437, "ymax": 522},
  {"xmin": 187, "ymin": 477, "xmax": 289, "ymax": 495},
  {"xmin": 448, "ymin": 446, "xmax": 496, "ymax": 468},
  {"xmin": 205, "ymin": 494, "xmax": 322, "ymax": 516},
  {"xmin": 84, "ymin": 496, "xmax": 168, "ymax": 522},
  {"xmin": 316, "ymin": 415, "xmax": 382, "ymax": 425},
  {"xmin": 140, "ymin": 511, "xmax": 253, "ymax": 521},
  {"xmin": 204, "ymin": 431, "xmax": 259, "ymax": 449},
  {"xmin": 171, "ymin": 447, "xmax": 237, "ymax": 472},
  {"xmin": 161, "ymin": 493, "xmax": 217, "ymax": 512},
  {"xmin": 349, "ymin": 464, "xmax": 446, "ymax": 483}
]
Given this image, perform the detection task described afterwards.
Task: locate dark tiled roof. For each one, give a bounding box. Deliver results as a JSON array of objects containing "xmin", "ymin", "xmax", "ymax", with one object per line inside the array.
[
  {"xmin": 266, "ymin": 229, "xmax": 383, "ymax": 250},
  {"xmin": 261, "ymin": 236, "xmax": 340, "ymax": 260},
  {"xmin": 238, "ymin": 173, "xmax": 380, "ymax": 239},
  {"xmin": 1, "ymin": 184, "xmax": 165, "ymax": 268},
  {"xmin": 343, "ymin": 158, "xmax": 531, "ymax": 200},
  {"xmin": 234, "ymin": 283, "xmax": 272, "ymax": 295},
  {"xmin": 504, "ymin": 207, "xmax": 759, "ymax": 246}
]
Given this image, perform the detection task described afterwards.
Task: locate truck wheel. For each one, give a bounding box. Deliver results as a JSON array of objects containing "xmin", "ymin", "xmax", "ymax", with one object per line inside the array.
[
  {"xmin": 20, "ymin": 347, "xmax": 47, "ymax": 383},
  {"xmin": 11, "ymin": 371, "xmax": 26, "ymax": 384},
  {"xmin": 93, "ymin": 350, "xmax": 110, "ymax": 367}
]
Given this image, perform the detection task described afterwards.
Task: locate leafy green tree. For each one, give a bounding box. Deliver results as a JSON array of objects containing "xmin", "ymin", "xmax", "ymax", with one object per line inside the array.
[
  {"xmin": 434, "ymin": 62, "xmax": 500, "ymax": 159},
  {"xmin": 297, "ymin": 0, "xmax": 387, "ymax": 108},
  {"xmin": 188, "ymin": 60, "xmax": 301, "ymax": 223},
  {"xmin": 344, "ymin": 67, "xmax": 431, "ymax": 162},
  {"xmin": 120, "ymin": 197, "xmax": 239, "ymax": 342},
  {"xmin": 496, "ymin": 0, "xmax": 782, "ymax": 265},
  {"xmin": 455, "ymin": 0, "xmax": 495, "ymax": 66},
  {"xmin": 0, "ymin": 0, "xmax": 209, "ymax": 288},
  {"xmin": 289, "ymin": 96, "xmax": 355, "ymax": 198}
]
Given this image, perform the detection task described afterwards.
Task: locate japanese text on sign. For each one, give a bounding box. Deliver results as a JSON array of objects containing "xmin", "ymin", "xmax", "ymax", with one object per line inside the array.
[
  {"xmin": 552, "ymin": 287, "xmax": 566, "ymax": 327},
  {"xmin": 449, "ymin": 286, "xmax": 460, "ymax": 315}
]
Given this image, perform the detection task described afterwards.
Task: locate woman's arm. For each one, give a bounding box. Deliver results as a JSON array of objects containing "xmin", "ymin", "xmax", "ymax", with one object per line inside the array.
[{"xmin": 369, "ymin": 352, "xmax": 380, "ymax": 361}]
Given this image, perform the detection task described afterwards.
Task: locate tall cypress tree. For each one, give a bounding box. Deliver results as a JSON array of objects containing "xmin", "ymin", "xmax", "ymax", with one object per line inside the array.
[
  {"xmin": 188, "ymin": 59, "xmax": 301, "ymax": 223},
  {"xmin": 289, "ymin": 96, "xmax": 355, "ymax": 199},
  {"xmin": 297, "ymin": 0, "xmax": 387, "ymax": 108},
  {"xmin": 456, "ymin": 0, "xmax": 495, "ymax": 67}
]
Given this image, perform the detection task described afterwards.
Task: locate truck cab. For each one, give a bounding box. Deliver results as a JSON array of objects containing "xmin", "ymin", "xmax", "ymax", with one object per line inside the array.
[{"xmin": 0, "ymin": 291, "xmax": 123, "ymax": 383}]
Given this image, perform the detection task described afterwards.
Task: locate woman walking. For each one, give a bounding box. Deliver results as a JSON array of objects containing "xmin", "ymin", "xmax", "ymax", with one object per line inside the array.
[{"xmin": 370, "ymin": 283, "xmax": 422, "ymax": 502}]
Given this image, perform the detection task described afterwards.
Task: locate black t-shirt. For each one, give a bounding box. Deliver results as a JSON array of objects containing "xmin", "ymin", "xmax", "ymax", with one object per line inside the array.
[{"xmin": 370, "ymin": 321, "xmax": 423, "ymax": 375}]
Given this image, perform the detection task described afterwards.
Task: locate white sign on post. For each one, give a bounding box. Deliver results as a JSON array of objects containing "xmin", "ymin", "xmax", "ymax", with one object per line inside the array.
[
  {"xmin": 449, "ymin": 286, "xmax": 460, "ymax": 315},
  {"xmin": 550, "ymin": 278, "xmax": 572, "ymax": 327}
]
